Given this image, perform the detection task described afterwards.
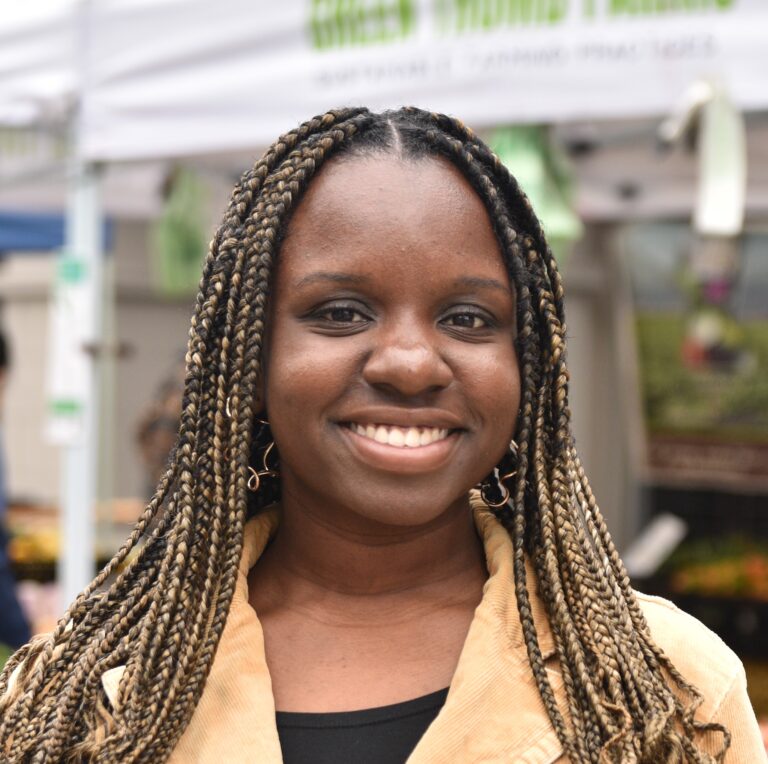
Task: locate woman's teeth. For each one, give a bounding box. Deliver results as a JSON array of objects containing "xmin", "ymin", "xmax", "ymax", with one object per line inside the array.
[{"xmin": 349, "ymin": 423, "xmax": 450, "ymax": 448}]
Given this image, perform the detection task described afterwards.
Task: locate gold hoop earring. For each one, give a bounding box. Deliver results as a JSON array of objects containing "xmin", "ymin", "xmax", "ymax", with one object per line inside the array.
[
  {"xmin": 479, "ymin": 470, "xmax": 516, "ymax": 508},
  {"xmin": 247, "ymin": 441, "xmax": 280, "ymax": 492},
  {"xmin": 478, "ymin": 439, "xmax": 518, "ymax": 508}
]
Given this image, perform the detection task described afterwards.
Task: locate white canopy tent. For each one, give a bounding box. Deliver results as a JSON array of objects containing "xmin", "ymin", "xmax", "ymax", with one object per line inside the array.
[{"xmin": 2, "ymin": 0, "xmax": 768, "ymax": 604}]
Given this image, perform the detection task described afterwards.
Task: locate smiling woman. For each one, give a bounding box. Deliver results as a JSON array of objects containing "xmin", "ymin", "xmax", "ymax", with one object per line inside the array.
[{"xmin": 0, "ymin": 108, "xmax": 764, "ymax": 764}]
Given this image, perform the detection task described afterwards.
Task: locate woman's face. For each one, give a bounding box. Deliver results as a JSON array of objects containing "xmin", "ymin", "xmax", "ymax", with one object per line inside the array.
[{"xmin": 263, "ymin": 155, "xmax": 520, "ymax": 528}]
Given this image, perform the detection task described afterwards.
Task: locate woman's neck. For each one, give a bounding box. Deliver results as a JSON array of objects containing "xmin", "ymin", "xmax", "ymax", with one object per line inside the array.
[{"xmin": 248, "ymin": 492, "xmax": 487, "ymax": 622}]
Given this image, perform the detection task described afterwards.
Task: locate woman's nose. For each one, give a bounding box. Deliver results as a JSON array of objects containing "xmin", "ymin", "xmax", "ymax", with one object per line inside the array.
[{"xmin": 362, "ymin": 324, "xmax": 453, "ymax": 398}]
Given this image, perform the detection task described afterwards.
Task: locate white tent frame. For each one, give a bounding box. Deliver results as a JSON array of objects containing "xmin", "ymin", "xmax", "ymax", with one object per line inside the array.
[{"xmin": 0, "ymin": 0, "xmax": 104, "ymax": 606}]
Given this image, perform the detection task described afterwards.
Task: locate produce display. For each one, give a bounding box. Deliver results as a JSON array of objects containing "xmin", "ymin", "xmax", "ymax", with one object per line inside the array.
[
  {"xmin": 8, "ymin": 528, "xmax": 59, "ymax": 566},
  {"xmin": 6, "ymin": 500, "xmax": 144, "ymax": 581},
  {"xmin": 662, "ymin": 536, "xmax": 768, "ymax": 601}
]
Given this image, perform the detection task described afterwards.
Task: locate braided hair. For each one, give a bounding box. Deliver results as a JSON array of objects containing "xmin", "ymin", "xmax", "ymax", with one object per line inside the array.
[{"xmin": 0, "ymin": 107, "xmax": 729, "ymax": 763}]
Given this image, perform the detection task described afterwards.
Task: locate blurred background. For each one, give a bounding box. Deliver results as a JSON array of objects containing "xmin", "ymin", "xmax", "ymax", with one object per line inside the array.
[{"xmin": 0, "ymin": 0, "xmax": 766, "ymax": 747}]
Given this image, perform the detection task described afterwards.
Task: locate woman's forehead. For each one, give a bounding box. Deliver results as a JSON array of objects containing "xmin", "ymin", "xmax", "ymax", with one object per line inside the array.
[
  {"xmin": 287, "ymin": 154, "xmax": 481, "ymax": 228},
  {"xmin": 277, "ymin": 154, "xmax": 507, "ymax": 283}
]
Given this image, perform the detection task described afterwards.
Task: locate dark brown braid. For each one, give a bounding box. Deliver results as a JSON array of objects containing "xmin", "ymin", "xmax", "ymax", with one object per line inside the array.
[{"xmin": 0, "ymin": 107, "xmax": 729, "ymax": 763}]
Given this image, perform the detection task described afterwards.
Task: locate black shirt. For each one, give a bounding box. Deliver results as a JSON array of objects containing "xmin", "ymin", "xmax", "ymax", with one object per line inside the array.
[{"xmin": 276, "ymin": 687, "xmax": 449, "ymax": 764}]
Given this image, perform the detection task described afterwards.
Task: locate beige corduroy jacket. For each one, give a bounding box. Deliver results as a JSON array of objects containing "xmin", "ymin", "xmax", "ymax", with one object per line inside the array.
[{"xmin": 101, "ymin": 501, "xmax": 766, "ymax": 763}]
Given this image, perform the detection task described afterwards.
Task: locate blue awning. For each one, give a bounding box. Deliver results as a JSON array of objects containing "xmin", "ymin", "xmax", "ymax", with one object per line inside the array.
[{"xmin": 0, "ymin": 210, "xmax": 112, "ymax": 252}]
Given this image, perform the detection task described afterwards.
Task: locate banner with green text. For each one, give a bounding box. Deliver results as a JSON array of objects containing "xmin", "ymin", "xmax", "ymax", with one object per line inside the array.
[{"xmin": 82, "ymin": 0, "xmax": 767, "ymax": 160}]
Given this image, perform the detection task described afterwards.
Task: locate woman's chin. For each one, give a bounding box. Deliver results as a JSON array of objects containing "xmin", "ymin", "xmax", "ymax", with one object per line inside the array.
[{"xmin": 328, "ymin": 488, "xmax": 473, "ymax": 532}]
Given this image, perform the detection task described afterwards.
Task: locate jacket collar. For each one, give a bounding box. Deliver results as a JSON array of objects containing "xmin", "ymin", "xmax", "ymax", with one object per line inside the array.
[{"xmin": 102, "ymin": 495, "xmax": 563, "ymax": 763}]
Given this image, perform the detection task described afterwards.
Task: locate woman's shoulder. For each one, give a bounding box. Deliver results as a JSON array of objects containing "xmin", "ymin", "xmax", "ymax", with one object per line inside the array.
[
  {"xmin": 634, "ymin": 590, "xmax": 744, "ymax": 715},
  {"xmin": 635, "ymin": 591, "xmax": 768, "ymax": 760}
]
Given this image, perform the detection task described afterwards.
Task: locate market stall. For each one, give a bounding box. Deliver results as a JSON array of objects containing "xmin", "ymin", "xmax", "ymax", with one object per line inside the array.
[{"xmin": 2, "ymin": 1, "xmax": 768, "ymax": 676}]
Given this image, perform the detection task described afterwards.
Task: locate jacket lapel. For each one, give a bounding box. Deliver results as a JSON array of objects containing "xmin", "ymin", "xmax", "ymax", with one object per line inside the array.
[
  {"xmin": 102, "ymin": 509, "xmax": 284, "ymax": 763},
  {"xmin": 166, "ymin": 508, "xmax": 283, "ymax": 762},
  {"xmin": 407, "ymin": 498, "xmax": 564, "ymax": 763}
]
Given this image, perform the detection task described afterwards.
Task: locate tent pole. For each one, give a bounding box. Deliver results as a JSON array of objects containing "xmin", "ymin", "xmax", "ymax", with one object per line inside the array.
[
  {"xmin": 58, "ymin": 157, "xmax": 103, "ymax": 607},
  {"xmin": 56, "ymin": 0, "xmax": 104, "ymax": 609}
]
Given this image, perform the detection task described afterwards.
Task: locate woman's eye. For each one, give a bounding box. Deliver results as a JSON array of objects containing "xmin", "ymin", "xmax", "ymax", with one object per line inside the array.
[
  {"xmin": 315, "ymin": 305, "xmax": 369, "ymax": 324},
  {"xmin": 444, "ymin": 312, "xmax": 490, "ymax": 330}
]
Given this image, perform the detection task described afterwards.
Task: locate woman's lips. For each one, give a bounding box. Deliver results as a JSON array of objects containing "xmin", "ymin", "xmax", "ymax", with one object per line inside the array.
[{"xmin": 338, "ymin": 422, "xmax": 462, "ymax": 474}]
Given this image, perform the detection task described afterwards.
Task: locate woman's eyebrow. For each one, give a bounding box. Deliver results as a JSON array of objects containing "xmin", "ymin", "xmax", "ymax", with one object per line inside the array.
[
  {"xmin": 295, "ymin": 271, "xmax": 371, "ymax": 288},
  {"xmin": 454, "ymin": 276, "xmax": 511, "ymax": 294}
]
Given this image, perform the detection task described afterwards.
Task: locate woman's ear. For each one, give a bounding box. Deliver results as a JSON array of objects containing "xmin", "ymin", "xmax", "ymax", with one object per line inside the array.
[
  {"xmin": 224, "ymin": 382, "xmax": 265, "ymax": 420},
  {"xmin": 256, "ymin": 339, "xmax": 269, "ymax": 416},
  {"xmin": 252, "ymin": 375, "xmax": 267, "ymax": 422}
]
